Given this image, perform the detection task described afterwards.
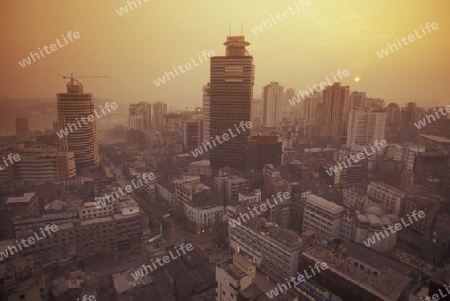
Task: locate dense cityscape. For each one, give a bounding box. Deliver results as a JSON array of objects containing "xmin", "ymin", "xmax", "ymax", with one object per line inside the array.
[{"xmin": 1, "ymin": 1, "xmax": 449, "ymax": 300}]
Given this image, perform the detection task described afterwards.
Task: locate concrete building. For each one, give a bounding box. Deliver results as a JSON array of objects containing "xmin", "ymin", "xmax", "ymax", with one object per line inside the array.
[
  {"xmin": 188, "ymin": 160, "xmax": 212, "ymax": 176},
  {"xmin": 262, "ymin": 82, "xmax": 284, "ymax": 128},
  {"xmin": 346, "ymin": 108, "xmax": 386, "ymax": 152},
  {"xmin": 210, "ymin": 36, "xmax": 254, "ymax": 171},
  {"xmin": 13, "ymin": 198, "xmax": 143, "ymax": 257},
  {"xmin": 184, "ymin": 194, "xmax": 224, "ymax": 234},
  {"xmin": 0, "ymin": 148, "xmax": 77, "ymax": 183},
  {"xmin": 216, "ymin": 254, "xmax": 256, "ymax": 301},
  {"xmin": 129, "ymin": 102, "xmax": 151, "ymax": 132},
  {"xmin": 229, "ymin": 218, "xmax": 307, "ymax": 280},
  {"xmin": 320, "ymin": 82, "xmax": 350, "ymax": 139},
  {"xmin": 367, "ymin": 181, "xmax": 406, "ymax": 215},
  {"xmin": 155, "ymin": 179, "xmax": 176, "ymax": 205},
  {"xmin": 353, "ymin": 205, "xmax": 399, "ymax": 253},
  {"xmin": 57, "ymin": 78, "xmax": 100, "ymax": 171},
  {"xmin": 302, "ymin": 194, "xmax": 344, "ymax": 239},
  {"xmin": 302, "ymin": 241, "xmax": 416, "ymax": 301},
  {"xmin": 418, "ymin": 134, "xmax": 450, "ymax": 154},
  {"xmin": 202, "ymin": 83, "xmax": 211, "ymax": 144},
  {"xmin": 175, "ymin": 181, "xmax": 211, "ymax": 210},
  {"xmin": 15, "ymin": 116, "xmax": 30, "ymax": 140},
  {"xmin": 152, "ymin": 101, "xmax": 167, "ymax": 127},
  {"xmin": 238, "ymin": 189, "xmax": 261, "ymax": 205}
]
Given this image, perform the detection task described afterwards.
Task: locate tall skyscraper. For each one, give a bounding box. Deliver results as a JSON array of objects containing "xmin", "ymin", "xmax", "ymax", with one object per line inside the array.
[
  {"xmin": 202, "ymin": 83, "xmax": 211, "ymax": 143},
  {"xmin": 210, "ymin": 36, "xmax": 254, "ymax": 171},
  {"xmin": 153, "ymin": 101, "xmax": 167, "ymax": 127},
  {"xmin": 129, "ymin": 102, "xmax": 151, "ymax": 131},
  {"xmin": 346, "ymin": 108, "xmax": 387, "ymax": 151},
  {"xmin": 262, "ymin": 82, "xmax": 284, "ymax": 128},
  {"xmin": 15, "ymin": 116, "xmax": 30, "ymax": 140},
  {"xmin": 57, "ymin": 78, "xmax": 99, "ymax": 171},
  {"xmin": 320, "ymin": 82, "xmax": 350, "ymax": 139},
  {"xmin": 283, "ymin": 87, "xmax": 296, "ymax": 117}
]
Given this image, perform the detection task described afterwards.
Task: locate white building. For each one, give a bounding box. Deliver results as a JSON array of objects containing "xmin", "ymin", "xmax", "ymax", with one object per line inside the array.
[
  {"xmin": 367, "ymin": 181, "xmax": 406, "ymax": 215},
  {"xmin": 346, "ymin": 108, "xmax": 386, "ymax": 152},
  {"xmin": 354, "ymin": 205, "xmax": 398, "ymax": 253},
  {"xmin": 303, "ymin": 194, "xmax": 344, "ymax": 239},
  {"xmin": 262, "ymin": 82, "xmax": 284, "ymax": 128},
  {"xmin": 238, "ymin": 190, "xmax": 261, "ymax": 205},
  {"xmin": 229, "ymin": 218, "xmax": 307, "ymax": 280},
  {"xmin": 216, "ymin": 254, "xmax": 256, "ymax": 301},
  {"xmin": 184, "ymin": 201, "xmax": 223, "ymax": 233}
]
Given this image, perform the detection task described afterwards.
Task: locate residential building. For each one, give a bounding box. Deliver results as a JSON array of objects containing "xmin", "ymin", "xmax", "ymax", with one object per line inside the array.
[
  {"xmin": 320, "ymin": 82, "xmax": 350, "ymax": 139},
  {"xmin": 302, "ymin": 194, "xmax": 344, "ymax": 238},
  {"xmin": 262, "ymin": 82, "xmax": 284, "ymax": 128},
  {"xmin": 346, "ymin": 108, "xmax": 386, "ymax": 152},
  {"xmin": 229, "ymin": 217, "xmax": 307, "ymax": 280}
]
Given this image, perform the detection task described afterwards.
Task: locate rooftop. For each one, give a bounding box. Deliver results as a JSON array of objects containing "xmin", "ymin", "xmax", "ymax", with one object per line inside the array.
[
  {"xmin": 6, "ymin": 193, "xmax": 36, "ymax": 204},
  {"xmin": 306, "ymin": 194, "xmax": 344, "ymax": 215}
]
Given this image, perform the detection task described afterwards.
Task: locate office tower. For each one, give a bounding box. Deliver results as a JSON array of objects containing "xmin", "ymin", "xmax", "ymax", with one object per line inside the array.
[
  {"xmin": 210, "ymin": 36, "xmax": 254, "ymax": 171},
  {"xmin": 262, "ymin": 82, "xmax": 284, "ymax": 128},
  {"xmin": 153, "ymin": 101, "xmax": 167, "ymax": 127},
  {"xmin": 348, "ymin": 91, "xmax": 366, "ymax": 111},
  {"xmin": 283, "ymin": 87, "xmax": 296, "ymax": 118},
  {"xmin": 346, "ymin": 108, "xmax": 387, "ymax": 151},
  {"xmin": 182, "ymin": 121, "xmax": 199, "ymax": 150},
  {"xmin": 15, "ymin": 116, "xmax": 30, "ymax": 140},
  {"xmin": 129, "ymin": 102, "xmax": 151, "ymax": 131},
  {"xmin": 202, "ymin": 83, "xmax": 211, "ymax": 143},
  {"xmin": 320, "ymin": 82, "xmax": 350, "ymax": 139},
  {"xmin": 57, "ymin": 78, "xmax": 99, "ymax": 171}
]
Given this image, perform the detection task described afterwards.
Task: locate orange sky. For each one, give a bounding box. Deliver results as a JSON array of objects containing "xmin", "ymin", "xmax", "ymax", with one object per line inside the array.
[{"xmin": 1, "ymin": 0, "xmax": 449, "ymax": 109}]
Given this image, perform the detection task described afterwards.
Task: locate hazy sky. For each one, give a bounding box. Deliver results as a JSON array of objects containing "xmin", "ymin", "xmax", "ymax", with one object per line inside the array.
[{"xmin": 1, "ymin": 0, "xmax": 449, "ymax": 110}]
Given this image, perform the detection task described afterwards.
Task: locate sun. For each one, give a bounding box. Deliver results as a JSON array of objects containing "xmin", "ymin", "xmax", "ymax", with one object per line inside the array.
[{"xmin": 355, "ymin": 77, "xmax": 360, "ymax": 82}]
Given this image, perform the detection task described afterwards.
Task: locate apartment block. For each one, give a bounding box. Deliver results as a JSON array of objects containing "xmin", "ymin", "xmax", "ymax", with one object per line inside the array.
[
  {"xmin": 302, "ymin": 194, "xmax": 344, "ymax": 239},
  {"xmin": 229, "ymin": 217, "xmax": 307, "ymax": 280},
  {"xmin": 367, "ymin": 181, "xmax": 406, "ymax": 215}
]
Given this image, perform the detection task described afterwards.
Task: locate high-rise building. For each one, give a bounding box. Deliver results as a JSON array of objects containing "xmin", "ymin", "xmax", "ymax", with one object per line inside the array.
[
  {"xmin": 182, "ymin": 121, "xmax": 200, "ymax": 151},
  {"xmin": 262, "ymin": 82, "xmax": 284, "ymax": 128},
  {"xmin": 57, "ymin": 78, "xmax": 100, "ymax": 171},
  {"xmin": 283, "ymin": 87, "xmax": 296, "ymax": 118},
  {"xmin": 320, "ymin": 82, "xmax": 350, "ymax": 139},
  {"xmin": 348, "ymin": 91, "xmax": 366, "ymax": 111},
  {"xmin": 15, "ymin": 116, "xmax": 30, "ymax": 140},
  {"xmin": 346, "ymin": 108, "xmax": 387, "ymax": 151},
  {"xmin": 210, "ymin": 36, "xmax": 254, "ymax": 171},
  {"xmin": 153, "ymin": 101, "xmax": 167, "ymax": 127},
  {"xmin": 129, "ymin": 102, "xmax": 151, "ymax": 131},
  {"xmin": 202, "ymin": 83, "xmax": 211, "ymax": 143}
]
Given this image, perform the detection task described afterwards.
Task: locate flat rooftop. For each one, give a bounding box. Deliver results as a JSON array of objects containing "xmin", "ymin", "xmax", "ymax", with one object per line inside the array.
[
  {"xmin": 306, "ymin": 194, "xmax": 344, "ymax": 215},
  {"xmin": 6, "ymin": 192, "xmax": 36, "ymax": 204}
]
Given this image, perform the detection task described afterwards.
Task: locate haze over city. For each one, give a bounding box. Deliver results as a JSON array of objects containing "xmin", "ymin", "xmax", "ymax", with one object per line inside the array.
[
  {"xmin": 1, "ymin": 0, "xmax": 449, "ymax": 109},
  {"xmin": 1, "ymin": 1, "xmax": 450, "ymax": 301}
]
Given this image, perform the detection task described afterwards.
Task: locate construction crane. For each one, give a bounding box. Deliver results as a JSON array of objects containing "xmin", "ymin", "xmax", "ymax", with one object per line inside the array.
[{"xmin": 62, "ymin": 73, "xmax": 108, "ymax": 92}]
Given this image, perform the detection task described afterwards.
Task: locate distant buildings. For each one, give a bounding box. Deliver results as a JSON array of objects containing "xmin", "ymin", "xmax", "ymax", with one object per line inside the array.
[
  {"xmin": 210, "ymin": 36, "xmax": 254, "ymax": 171},
  {"xmin": 57, "ymin": 78, "xmax": 100, "ymax": 171},
  {"xmin": 15, "ymin": 116, "xmax": 30, "ymax": 140},
  {"xmin": 152, "ymin": 101, "xmax": 167, "ymax": 127},
  {"xmin": 128, "ymin": 102, "xmax": 151, "ymax": 132}
]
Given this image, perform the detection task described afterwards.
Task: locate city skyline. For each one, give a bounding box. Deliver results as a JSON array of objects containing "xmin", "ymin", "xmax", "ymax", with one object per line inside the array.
[{"xmin": 1, "ymin": 0, "xmax": 448, "ymax": 110}]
